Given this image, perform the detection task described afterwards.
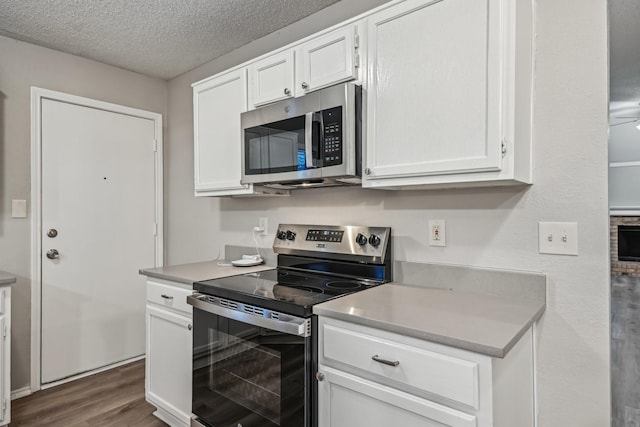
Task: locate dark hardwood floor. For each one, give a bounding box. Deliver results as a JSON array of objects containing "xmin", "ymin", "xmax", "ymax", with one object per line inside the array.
[
  {"xmin": 612, "ymin": 274, "xmax": 640, "ymax": 427},
  {"xmin": 11, "ymin": 359, "xmax": 166, "ymax": 427}
]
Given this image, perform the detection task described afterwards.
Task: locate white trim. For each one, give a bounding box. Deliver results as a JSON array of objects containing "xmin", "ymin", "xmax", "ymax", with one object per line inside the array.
[
  {"xmin": 609, "ymin": 161, "xmax": 640, "ymax": 168},
  {"xmin": 30, "ymin": 87, "xmax": 163, "ymax": 392},
  {"xmin": 610, "ymin": 209, "xmax": 640, "ymax": 216},
  {"xmin": 10, "ymin": 386, "xmax": 32, "ymax": 400},
  {"xmin": 40, "ymin": 355, "xmax": 145, "ymax": 390},
  {"xmin": 29, "ymin": 88, "xmax": 42, "ymax": 393}
]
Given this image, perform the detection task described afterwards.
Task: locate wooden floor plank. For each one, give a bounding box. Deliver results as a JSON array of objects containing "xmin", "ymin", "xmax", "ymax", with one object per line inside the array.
[{"xmin": 10, "ymin": 359, "xmax": 166, "ymax": 427}]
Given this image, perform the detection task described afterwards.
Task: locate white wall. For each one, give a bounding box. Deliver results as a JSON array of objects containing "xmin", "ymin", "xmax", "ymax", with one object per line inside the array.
[
  {"xmin": 0, "ymin": 35, "xmax": 168, "ymax": 391},
  {"xmin": 166, "ymin": 0, "xmax": 610, "ymax": 426}
]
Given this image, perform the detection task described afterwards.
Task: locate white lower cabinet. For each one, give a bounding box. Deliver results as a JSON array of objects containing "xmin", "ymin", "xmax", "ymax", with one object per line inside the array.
[
  {"xmin": 0, "ymin": 287, "xmax": 11, "ymax": 426},
  {"xmin": 145, "ymin": 279, "xmax": 192, "ymax": 427},
  {"xmin": 317, "ymin": 317, "xmax": 534, "ymax": 427}
]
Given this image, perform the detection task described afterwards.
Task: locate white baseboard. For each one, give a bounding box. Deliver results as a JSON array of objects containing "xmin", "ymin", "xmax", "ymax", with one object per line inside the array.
[
  {"xmin": 11, "ymin": 386, "xmax": 32, "ymax": 400},
  {"xmin": 41, "ymin": 355, "xmax": 145, "ymax": 390}
]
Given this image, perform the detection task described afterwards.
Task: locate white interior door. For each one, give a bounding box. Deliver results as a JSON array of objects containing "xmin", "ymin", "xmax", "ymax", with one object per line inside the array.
[{"xmin": 40, "ymin": 97, "xmax": 158, "ymax": 384}]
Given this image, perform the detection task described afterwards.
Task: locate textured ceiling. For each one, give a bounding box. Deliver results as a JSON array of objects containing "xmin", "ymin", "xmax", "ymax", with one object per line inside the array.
[
  {"xmin": 610, "ymin": 0, "xmax": 640, "ymax": 121},
  {"xmin": 0, "ymin": 0, "xmax": 340, "ymax": 80}
]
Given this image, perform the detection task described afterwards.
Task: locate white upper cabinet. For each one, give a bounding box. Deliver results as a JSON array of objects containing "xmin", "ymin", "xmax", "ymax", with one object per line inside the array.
[
  {"xmin": 193, "ymin": 0, "xmax": 534, "ymax": 195},
  {"xmin": 193, "ymin": 69, "xmax": 255, "ymax": 196},
  {"xmin": 248, "ymin": 50, "xmax": 296, "ymax": 108},
  {"xmin": 248, "ymin": 23, "xmax": 362, "ymax": 109},
  {"xmin": 363, "ymin": 0, "xmax": 533, "ymax": 189},
  {"xmin": 296, "ymin": 25, "xmax": 359, "ymax": 97}
]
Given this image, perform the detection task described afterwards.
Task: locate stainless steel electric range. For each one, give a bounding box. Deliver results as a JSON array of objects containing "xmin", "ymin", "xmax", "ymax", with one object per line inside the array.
[{"xmin": 187, "ymin": 224, "xmax": 392, "ymax": 427}]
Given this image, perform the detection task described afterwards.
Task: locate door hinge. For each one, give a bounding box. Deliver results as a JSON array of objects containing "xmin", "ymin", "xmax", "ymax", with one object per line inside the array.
[
  {"xmin": 354, "ymin": 34, "xmax": 360, "ymax": 49},
  {"xmin": 153, "ymin": 139, "xmax": 158, "ymax": 153},
  {"xmin": 3, "ymin": 325, "xmax": 6, "ymax": 339},
  {"xmin": 501, "ymin": 140, "xmax": 508, "ymax": 158},
  {"xmin": 355, "ymin": 54, "xmax": 360, "ymax": 69},
  {"xmin": 153, "ymin": 222, "xmax": 158, "ymax": 236},
  {"xmin": 2, "ymin": 398, "xmax": 6, "ymax": 412}
]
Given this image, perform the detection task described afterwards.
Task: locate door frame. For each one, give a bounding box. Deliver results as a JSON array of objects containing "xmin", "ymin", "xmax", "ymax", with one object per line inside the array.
[{"xmin": 29, "ymin": 87, "xmax": 164, "ymax": 392}]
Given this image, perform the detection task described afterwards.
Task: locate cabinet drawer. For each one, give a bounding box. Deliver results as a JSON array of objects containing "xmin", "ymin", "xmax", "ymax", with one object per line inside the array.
[
  {"xmin": 318, "ymin": 365, "xmax": 476, "ymax": 427},
  {"xmin": 147, "ymin": 281, "xmax": 193, "ymax": 315},
  {"xmin": 321, "ymin": 323, "xmax": 479, "ymax": 408}
]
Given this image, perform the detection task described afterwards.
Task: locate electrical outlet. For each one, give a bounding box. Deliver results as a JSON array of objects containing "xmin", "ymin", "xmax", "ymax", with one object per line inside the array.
[
  {"xmin": 258, "ymin": 217, "xmax": 268, "ymax": 236},
  {"xmin": 538, "ymin": 221, "xmax": 578, "ymax": 255},
  {"xmin": 428, "ymin": 220, "xmax": 446, "ymax": 247}
]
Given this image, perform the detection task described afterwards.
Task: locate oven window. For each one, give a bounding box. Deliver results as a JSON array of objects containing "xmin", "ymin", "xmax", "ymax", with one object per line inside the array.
[{"xmin": 193, "ymin": 308, "xmax": 310, "ymax": 427}]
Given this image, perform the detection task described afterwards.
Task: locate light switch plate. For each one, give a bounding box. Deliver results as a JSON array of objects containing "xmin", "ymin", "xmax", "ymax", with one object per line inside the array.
[
  {"xmin": 538, "ymin": 221, "xmax": 578, "ymax": 255},
  {"xmin": 12, "ymin": 199, "xmax": 27, "ymax": 218}
]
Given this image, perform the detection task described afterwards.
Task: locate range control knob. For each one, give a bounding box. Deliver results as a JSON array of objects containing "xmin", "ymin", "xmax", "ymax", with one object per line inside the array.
[
  {"xmin": 286, "ymin": 230, "xmax": 296, "ymax": 241},
  {"xmin": 355, "ymin": 233, "xmax": 368, "ymax": 246},
  {"xmin": 368, "ymin": 234, "xmax": 381, "ymax": 247},
  {"xmin": 276, "ymin": 230, "xmax": 287, "ymax": 240}
]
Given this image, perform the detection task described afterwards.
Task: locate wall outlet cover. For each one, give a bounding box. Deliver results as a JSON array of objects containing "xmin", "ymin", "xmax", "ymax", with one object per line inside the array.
[
  {"xmin": 429, "ymin": 219, "xmax": 446, "ymax": 247},
  {"xmin": 258, "ymin": 217, "xmax": 268, "ymax": 236}
]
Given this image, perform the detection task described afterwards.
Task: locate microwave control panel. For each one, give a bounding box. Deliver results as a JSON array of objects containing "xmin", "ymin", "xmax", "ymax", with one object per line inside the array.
[{"xmin": 321, "ymin": 106, "xmax": 343, "ymax": 167}]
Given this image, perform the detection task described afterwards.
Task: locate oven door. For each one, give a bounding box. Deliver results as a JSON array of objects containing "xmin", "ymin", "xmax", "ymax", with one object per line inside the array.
[{"xmin": 188, "ymin": 294, "xmax": 312, "ymax": 427}]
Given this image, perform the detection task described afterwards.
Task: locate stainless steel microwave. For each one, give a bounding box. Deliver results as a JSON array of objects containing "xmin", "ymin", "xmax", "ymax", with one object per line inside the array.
[{"xmin": 241, "ymin": 83, "xmax": 362, "ymax": 189}]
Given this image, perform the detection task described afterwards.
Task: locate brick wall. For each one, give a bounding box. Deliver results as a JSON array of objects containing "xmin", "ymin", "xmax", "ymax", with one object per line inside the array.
[{"xmin": 611, "ymin": 216, "xmax": 640, "ymax": 277}]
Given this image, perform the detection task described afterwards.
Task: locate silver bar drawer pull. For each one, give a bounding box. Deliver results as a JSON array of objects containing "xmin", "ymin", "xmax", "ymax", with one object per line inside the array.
[
  {"xmin": 160, "ymin": 294, "xmax": 174, "ymax": 300},
  {"xmin": 372, "ymin": 355, "xmax": 400, "ymax": 367}
]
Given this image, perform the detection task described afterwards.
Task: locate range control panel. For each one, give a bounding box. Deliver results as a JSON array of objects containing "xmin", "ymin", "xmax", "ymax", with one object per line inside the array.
[
  {"xmin": 273, "ymin": 224, "xmax": 391, "ymax": 264},
  {"xmin": 306, "ymin": 229, "xmax": 345, "ymax": 242}
]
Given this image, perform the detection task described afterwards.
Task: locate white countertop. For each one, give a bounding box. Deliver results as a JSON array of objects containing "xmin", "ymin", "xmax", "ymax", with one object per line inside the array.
[
  {"xmin": 0, "ymin": 271, "xmax": 16, "ymax": 285},
  {"xmin": 313, "ymin": 282, "xmax": 545, "ymax": 358},
  {"xmin": 139, "ymin": 260, "xmax": 275, "ymax": 284}
]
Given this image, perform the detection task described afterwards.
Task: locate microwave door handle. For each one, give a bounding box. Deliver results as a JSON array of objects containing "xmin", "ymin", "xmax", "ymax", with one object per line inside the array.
[{"xmin": 304, "ymin": 112, "xmax": 318, "ymax": 168}]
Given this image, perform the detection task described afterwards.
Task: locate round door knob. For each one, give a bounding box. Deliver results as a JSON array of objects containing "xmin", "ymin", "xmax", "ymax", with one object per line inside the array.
[
  {"xmin": 286, "ymin": 230, "xmax": 296, "ymax": 241},
  {"xmin": 364, "ymin": 168, "xmax": 372, "ymax": 176},
  {"xmin": 46, "ymin": 249, "xmax": 59, "ymax": 260},
  {"xmin": 47, "ymin": 229, "xmax": 58, "ymax": 238},
  {"xmin": 301, "ymin": 82, "xmax": 309, "ymax": 90},
  {"xmin": 315, "ymin": 372, "xmax": 325, "ymax": 382},
  {"xmin": 355, "ymin": 233, "xmax": 368, "ymax": 246},
  {"xmin": 276, "ymin": 230, "xmax": 287, "ymax": 240},
  {"xmin": 369, "ymin": 234, "xmax": 381, "ymax": 247},
  {"xmin": 284, "ymin": 88, "xmax": 291, "ymax": 96},
  {"xmin": 187, "ymin": 324, "xmax": 193, "ymax": 331}
]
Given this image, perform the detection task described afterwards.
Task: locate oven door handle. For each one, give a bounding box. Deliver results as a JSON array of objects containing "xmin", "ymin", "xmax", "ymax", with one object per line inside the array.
[{"xmin": 187, "ymin": 293, "xmax": 311, "ymax": 337}]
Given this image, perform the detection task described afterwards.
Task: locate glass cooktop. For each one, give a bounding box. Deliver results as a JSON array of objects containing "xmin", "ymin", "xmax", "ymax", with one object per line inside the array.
[{"xmin": 194, "ymin": 268, "xmax": 382, "ymax": 317}]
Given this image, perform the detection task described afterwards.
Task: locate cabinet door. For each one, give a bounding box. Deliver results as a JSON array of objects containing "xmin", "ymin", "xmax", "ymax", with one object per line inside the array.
[
  {"xmin": 318, "ymin": 366, "xmax": 476, "ymax": 427},
  {"xmin": 248, "ymin": 50, "xmax": 295, "ymax": 108},
  {"xmin": 296, "ymin": 24, "xmax": 359, "ymax": 96},
  {"xmin": 365, "ymin": 0, "xmax": 503, "ymax": 183},
  {"xmin": 193, "ymin": 69, "xmax": 255, "ymax": 196},
  {"xmin": 146, "ymin": 305, "xmax": 192, "ymax": 426},
  {"xmin": 0, "ymin": 315, "xmax": 6, "ymax": 426}
]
